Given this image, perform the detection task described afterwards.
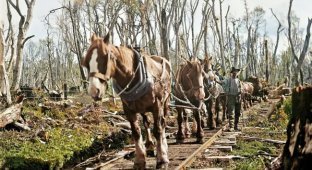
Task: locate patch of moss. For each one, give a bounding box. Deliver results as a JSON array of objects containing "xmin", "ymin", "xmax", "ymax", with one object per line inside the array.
[
  {"xmin": 1, "ymin": 128, "xmax": 93, "ymax": 169},
  {"xmin": 229, "ymin": 140, "xmax": 277, "ymax": 170},
  {"xmin": 232, "ymin": 157, "xmax": 265, "ymax": 170},
  {"xmin": 283, "ymin": 97, "xmax": 292, "ymax": 119}
]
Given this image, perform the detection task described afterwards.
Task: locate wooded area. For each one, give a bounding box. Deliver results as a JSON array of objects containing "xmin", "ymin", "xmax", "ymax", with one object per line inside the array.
[{"xmin": 0, "ymin": 0, "xmax": 311, "ymax": 104}]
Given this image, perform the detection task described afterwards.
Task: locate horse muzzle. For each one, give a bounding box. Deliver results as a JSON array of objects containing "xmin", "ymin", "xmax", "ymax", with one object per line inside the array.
[{"xmin": 194, "ymin": 87, "xmax": 205, "ymax": 100}]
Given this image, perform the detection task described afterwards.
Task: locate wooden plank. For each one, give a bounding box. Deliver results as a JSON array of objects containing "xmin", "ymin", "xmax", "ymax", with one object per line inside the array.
[
  {"xmin": 214, "ymin": 140, "xmax": 236, "ymax": 146},
  {"xmin": 208, "ymin": 145, "xmax": 232, "ymax": 152},
  {"xmin": 203, "ymin": 155, "xmax": 246, "ymax": 161}
]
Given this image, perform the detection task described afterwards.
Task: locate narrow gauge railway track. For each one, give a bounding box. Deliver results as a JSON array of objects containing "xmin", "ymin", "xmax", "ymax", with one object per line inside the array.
[
  {"xmin": 86, "ymin": 100, "xmax": 281, "ymax": 169},
  {"xmin": 92, "ymin": 124, "xmax": 228, "ymax": 170}
]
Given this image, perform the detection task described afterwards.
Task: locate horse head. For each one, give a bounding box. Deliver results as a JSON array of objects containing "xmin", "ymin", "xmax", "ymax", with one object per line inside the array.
[
  {"xmin": 82, "ymin": 33, "xmax": 116, "ymax": 100},
  {"xmin": 201, "ymin": 56, "xmax": 217, "ymax": 90},
  {"xmin": 185, "ymin": 57, "xmax": 205, "ymax": 100}
]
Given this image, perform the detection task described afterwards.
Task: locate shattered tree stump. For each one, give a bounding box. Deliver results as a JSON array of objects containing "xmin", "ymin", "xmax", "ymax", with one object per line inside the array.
[{"xmin": 281, "ymin": 86, "xmax": 312, "ymax": 169}]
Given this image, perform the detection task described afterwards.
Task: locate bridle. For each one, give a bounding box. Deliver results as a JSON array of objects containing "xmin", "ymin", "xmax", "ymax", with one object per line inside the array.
[{"xmin": 87, "ymin": 46, "xmax": 142, "ymax": 96}]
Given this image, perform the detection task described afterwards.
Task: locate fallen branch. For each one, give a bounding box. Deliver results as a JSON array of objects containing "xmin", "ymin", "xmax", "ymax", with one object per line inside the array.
[
  {"xmin": 240, "ymin": 136, "xmax": 286, "ymax": 144},
  {"xmin": 0, "ymin": 97, "xmax": 24, "ymax": 128},
  {"xmin": 13, "ymin": 121, "xmax": 31, "ymax": 131},
  {"xmin": 102, "ymin": 114, "xmax": 126, "ymax": 121}
]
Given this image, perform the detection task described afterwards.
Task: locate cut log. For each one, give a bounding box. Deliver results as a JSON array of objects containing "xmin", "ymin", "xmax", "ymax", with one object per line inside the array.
[{"xmin": 0, "ymin": 98, "xmax": 23, "ymax": 128}]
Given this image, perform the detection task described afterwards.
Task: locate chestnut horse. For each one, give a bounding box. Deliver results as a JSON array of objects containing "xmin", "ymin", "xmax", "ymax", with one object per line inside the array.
[
  {"xmin": 201, "ymin": 57, "xmax": 226, "ymax": 129},
  {"xmin": 241, "ymin": 81, "xmax": 254, "ymax": 109},
  {"xmin": 174, "ymin": 57, "xmax": 205, "ymax": 143},
  {"xmin": 82, "ymin": 34, "xmax": 171, "ymax": 169}
]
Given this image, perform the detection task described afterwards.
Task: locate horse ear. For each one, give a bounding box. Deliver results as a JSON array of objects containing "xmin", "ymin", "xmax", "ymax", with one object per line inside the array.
[
  {"xmin": 103, "ymin": 33, "xmax": 110, "ymax": 43},
  {"xmin": 209, "ymin": 56, "xmax": 213, "ymax": 61},
  {"xmin": 91, "ymin": 33, "xmax": 97, "ymax": 42},
  {"xmin": 187, "ymin": 60, "xmax": 192, "ymax": 67}
]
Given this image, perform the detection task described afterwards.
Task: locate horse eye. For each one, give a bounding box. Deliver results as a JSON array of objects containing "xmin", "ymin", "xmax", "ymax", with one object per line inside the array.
[{"xmin": 99, "ymin": 79, "xmax": 105, "ymax": 83}]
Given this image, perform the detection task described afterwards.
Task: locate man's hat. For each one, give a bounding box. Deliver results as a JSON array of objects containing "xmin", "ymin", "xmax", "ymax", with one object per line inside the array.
[
  {"xmin": 230, "ymin": 67, "xmax": 240, "ymax": 73},
  {"xmin": 215, "ymin": 64, "xmax": 221, "ymax": 70}
]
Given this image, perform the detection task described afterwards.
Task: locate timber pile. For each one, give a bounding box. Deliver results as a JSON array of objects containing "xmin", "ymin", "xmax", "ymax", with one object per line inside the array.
[
  {"xmin": 268, "ymin": 84, "xmax": 292, "ymax": 99},
  {"xmin": 280, "ymin": 86, "xmax": 312, "ymax": 169}
]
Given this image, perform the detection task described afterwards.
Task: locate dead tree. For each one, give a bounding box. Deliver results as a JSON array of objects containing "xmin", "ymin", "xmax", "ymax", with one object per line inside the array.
[
  {"xmin": 264, "ymin": 40, "xmax": 269, "ymax": 83},
  {"xmin": 8, "ymin": 0, "xmax": 36, "ymax": 90},
  {"xmin": 211, "ymin": 0, "xmax": 226, "ymax": 72},
  {"xmin": 270, "ymin": 8, "xmax": 284, "ymax": 84},
  {"xmin": 152, "ymin": 0, "xmax": 174, "ymax": 61},
  {"xmin": 287, "ymin": 0, "xmax": 312, "ymax": 86},
  {"xmin": 0, "ymin": 25, "xmax": 12, "ymax": 105}
]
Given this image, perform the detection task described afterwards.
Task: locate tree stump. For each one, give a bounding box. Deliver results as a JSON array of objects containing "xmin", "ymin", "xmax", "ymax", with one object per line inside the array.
[{"xmin": 281, "ymin": 86, "xmax": 312, "ymax": 169}]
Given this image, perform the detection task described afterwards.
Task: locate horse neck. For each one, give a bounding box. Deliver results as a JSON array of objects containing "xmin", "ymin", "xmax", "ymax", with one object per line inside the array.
[{"xmin": 111, "ymin": 46, "xmax": 136, "ymax": 87}]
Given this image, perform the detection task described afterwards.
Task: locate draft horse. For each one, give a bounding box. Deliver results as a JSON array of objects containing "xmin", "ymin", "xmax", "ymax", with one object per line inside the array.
[
  {"xmin": 174, "ymin": 57, "xmax": 205, "ymax": 143},
  {"xmin": 82, "ymin": 33, "xmax": 171, "ymax": 169},
  {"xmin": 201, "ymin": 57, "xmax": 226, "ymax": 129}
]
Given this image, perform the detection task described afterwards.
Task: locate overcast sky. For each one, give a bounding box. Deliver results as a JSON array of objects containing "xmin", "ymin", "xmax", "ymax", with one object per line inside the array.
[{"xmin": 1, "ymin": 0, "xmax": 311, "ymax": 48}]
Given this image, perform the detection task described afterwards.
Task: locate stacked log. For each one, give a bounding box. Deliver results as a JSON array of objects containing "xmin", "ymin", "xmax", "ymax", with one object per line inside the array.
[{"xmin": 280, "ymin": 86, "xmax": 312, "ymax": 169}]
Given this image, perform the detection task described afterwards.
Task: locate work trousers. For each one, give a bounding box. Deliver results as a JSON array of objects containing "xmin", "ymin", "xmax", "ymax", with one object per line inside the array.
[{"xmin": 226, "ymin": 94, "xmax": 241, "ymax": 128}]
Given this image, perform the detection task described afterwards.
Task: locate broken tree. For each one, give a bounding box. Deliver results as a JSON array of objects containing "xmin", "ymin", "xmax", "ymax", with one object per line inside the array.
[{"xmin": 281, "ymin": 85, "xmax": 312, "ymax": 169}]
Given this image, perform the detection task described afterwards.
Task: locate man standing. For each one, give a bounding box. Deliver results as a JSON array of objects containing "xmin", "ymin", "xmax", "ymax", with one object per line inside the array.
[{"xmin": 222, "ymin": 67, "xmax": 241, "ymax": 131}]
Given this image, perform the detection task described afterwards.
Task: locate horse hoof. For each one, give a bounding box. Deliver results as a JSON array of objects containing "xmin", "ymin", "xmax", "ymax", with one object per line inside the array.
[
  {"xmin": 156, "ymin": 161, "xmax": 168, "ymax": 169},
  {"xmin": 196, "ymin": 138, "xmax": 204, "ymax": 144},
  {"xmin": 146, "ymin": 150, "xmax": 156, "ymax": 157},
  {"xmin": 133, "ymin": 161, "xmax": 146, "ymax": 170}
]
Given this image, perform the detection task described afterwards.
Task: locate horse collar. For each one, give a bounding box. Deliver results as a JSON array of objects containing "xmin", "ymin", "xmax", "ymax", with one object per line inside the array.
[{"xmin": 113, "ymin": 49, "xmax": 153, "ymax": 101}]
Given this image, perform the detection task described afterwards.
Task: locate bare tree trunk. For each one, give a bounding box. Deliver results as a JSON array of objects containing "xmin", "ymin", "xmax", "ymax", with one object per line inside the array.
[
  {"xmin": 232, "ymin": 22, "xmax": 240, "ymax": 68},
  {"xmin": 9, "ymin": 0, "xmax": 36, "ymax": 90},
  {"xmin": 270, "ymin": 8, "xmax": 284, "ymax": 84},
  {"xmin": 5, "ymin": 0, "xmax": 15, "ymax": 73},
  {"xmin": 212, "ymin": 0, "xmax": 226, "ymax": 72},
  {"xmin": 264, "ymin": 40, "xmax": 269, "ymax": 83},
  {"xmin": 294, "ymin": 19, "xmax": 312, "ymax": 85},
  {"xmin": 68, "ymin": 1, "xmax": 87, "ymax": 90},
  {"xmin": 245, "ymin": 26, "xmax": 252, "ymax": 79},
  {"xmin": 288, "ymin": 0, "xmax": 312, "ymax": 86},
  {"xmin": 0, "ymin": 25, "xmax": 12, "ymax": 105}
]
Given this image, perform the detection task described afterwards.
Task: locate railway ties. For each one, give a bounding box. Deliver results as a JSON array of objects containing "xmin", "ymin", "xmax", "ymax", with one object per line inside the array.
[
  {"xmin": 87, "ymin": 100, "xmax": 279, "ymax": 170},
  {"xmin": 89, "ymin": 124, "xmax": 228, "ymax": 170}
]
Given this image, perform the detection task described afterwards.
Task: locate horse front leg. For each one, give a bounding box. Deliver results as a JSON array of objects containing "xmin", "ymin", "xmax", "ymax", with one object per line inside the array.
[
  {"xmin": 194, "ymin": 109, "xmax": 204, "ymax": 144},
  {"xmin": 127, "ymin": 112, "xmax": 146, "ymax": 170},
  {"xmin": 176, "ymin": 107, "xmax": 185, "ymax": 143},
  {"xmin": 216, "ymin": 97, "xmax": 222, "ymax": 127},
  {"xmin": 207, "ymin": 99, "xmax": 216, "ymax": 129},
  {"xmin": 141, "ymin": 113, "xmax": 155, "ymax": 157},
  {"xmin": 153, "ymin": 99, "xmax": 169, "ymax": 169},
  {"xmin": 183, "ymin": 109, "xmax": 191, "ymax": 138}
]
